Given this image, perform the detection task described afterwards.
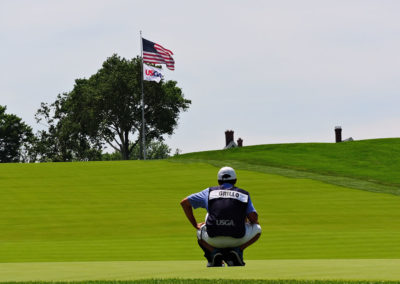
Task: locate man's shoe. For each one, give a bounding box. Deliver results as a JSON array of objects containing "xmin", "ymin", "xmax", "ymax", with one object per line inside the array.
[
  {"xmin": 228, "ymin": 247, "xmax": 245, "ymax": 266},
  {"xmin": 207, "ymin": 249, "xmax": 224, "ymax": 267},
  {"xmin": 220, "ymin": 248, "xmax": 234, "ymax": 266}
]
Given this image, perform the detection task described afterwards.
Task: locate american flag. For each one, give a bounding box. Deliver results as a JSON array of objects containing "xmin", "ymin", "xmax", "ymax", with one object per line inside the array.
[{"xmin": 142, "ymin": 38, "xmax": 175, "ymax": 71}]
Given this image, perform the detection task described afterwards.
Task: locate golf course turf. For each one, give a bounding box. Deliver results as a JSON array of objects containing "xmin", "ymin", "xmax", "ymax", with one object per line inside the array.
[
  {"xmin": 2, "ymin": 280, "xmax": 400, "ymax": 284},
  {"xmin": 173, "ymin": 138, "xmax": 400, "ymax": 191},
  {"xmin": 2, "ymin": 260, "xmax": 400, "ymax": 282},
  {"xmin": 1, "ymin": 139, "xmax": 399, "ymax": 282}
]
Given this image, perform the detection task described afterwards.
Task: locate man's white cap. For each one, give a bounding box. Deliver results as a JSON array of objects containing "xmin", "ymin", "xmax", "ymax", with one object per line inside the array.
[{"xmin": 218, "ymin": 166, "xmax": 237, "ymax": 181}]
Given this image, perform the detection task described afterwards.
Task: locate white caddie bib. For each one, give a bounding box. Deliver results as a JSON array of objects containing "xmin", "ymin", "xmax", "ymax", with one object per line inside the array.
[{"xmin": 209, "ymin": 189, "xmax": 248, "ymax": 203}]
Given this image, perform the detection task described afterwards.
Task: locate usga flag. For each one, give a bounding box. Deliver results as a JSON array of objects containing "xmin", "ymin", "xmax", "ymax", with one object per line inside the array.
[{"xmin": 143, "ymin": 63, "xmax": 164, "ymax": 83}]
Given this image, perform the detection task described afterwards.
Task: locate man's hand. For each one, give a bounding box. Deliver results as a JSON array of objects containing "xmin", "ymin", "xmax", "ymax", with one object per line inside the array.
[{"xmin": 196, "ymin": 222, "xmax": 205, "ymax": 230}]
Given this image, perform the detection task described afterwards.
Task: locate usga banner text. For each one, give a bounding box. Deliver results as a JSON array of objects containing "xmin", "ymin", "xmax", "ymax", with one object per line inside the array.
[{"xmin": 143, "ymin": 63, "xmax": 164, "ymax": 83}]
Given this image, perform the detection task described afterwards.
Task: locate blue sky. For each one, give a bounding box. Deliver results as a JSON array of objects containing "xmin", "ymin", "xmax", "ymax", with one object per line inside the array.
[{"xmin": 1, "ymin": 0, "xmax": 399, "ymax": 153}]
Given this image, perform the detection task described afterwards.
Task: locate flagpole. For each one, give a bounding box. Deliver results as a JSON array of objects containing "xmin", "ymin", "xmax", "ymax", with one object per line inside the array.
[{"xmin": 140, "ymin": 31, "xmax": 146, "ymax": 160}]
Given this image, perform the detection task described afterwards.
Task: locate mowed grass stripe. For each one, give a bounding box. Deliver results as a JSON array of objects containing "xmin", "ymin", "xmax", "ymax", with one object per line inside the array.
[
  {"xmin": 173, "ymin": 138, "xmax": 400, "ymax": 189},
  {"xmin": 2, "ymin": 282, "xmax": 400, "ymax": 284},
  {"xmin": 1, "ymin": 161, "xmax": 400, "ymax": 262},
  {"xmin": 1, "ymin": 260, "xmax": 400, "ymax": 282}
]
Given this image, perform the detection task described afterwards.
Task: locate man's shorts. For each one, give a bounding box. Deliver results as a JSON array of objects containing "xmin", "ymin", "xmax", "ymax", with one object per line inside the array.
[{"xmin": 197, "ymin": 223, "xmax": 262, "ymax": 248}]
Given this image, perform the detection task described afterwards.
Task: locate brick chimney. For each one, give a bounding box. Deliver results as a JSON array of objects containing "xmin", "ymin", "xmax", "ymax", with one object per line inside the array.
[
  {"xmin": 237, "ymin": 138, "xmax": 243, "ymax": 147},
  {"xmin": 335, "ymin": 126, "xmax": 342, "ymax": 143},
  {"xmin": 225, "ymin": 130, "xmax": 234, "ymax": 147}
]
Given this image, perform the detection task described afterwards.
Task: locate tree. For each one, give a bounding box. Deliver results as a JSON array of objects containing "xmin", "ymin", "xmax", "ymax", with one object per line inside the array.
[
  {"xmin": 0, "ymin": 105, "xmax": 33, "ymax": 163},
  {"xmin": 36, "ymin": 54, "xmax": 191, "ymax": 160},
  {"xmin": 130, "ymin": 139, "xmax": 171, "ymax": 160},
  {"xmin": 33, "ymin": 98, "xmax": 103, "ymax": 162},
  {"xmin": 102, "ymin": 139, "xmax": 171, "ymax": 161}
]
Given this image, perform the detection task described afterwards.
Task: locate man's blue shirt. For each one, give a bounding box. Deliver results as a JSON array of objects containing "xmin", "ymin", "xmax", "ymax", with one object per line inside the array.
[{"xmin": 187, "ymin": 183, "xmax": 256, "ymax": 215}]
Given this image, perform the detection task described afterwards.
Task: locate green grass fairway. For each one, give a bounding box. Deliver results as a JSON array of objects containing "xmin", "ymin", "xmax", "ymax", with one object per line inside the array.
[
  {"xmin": 1, "ymin": 160, "xmax": 400, "ymax": 263},
  {"xmin": 173, "ymin": 138, "xmax": 400, "ymax": 189},
  {"xmin": 0, "ymin": 281, "xmax": 399, "ymax": 284},
  {"xmin": 1, "ymin": 260, "xmax": 400, "ymax": 282},
  {"xmin": 1, "ymin": 153, "xmax": 400, "ymax": 282}
]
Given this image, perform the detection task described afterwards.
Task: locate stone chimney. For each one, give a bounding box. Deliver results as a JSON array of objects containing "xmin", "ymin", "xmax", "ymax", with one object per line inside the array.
[
  {"xmin": 237, "ymin": 138, "xmax": 243, "ymax": 147},
  {"xmin": 225, "ymin": 130, "xmax": 234, "ymax": 147},
  {"xmin": 335, "ymin": 126, "xmax": 342, "ymax": 143}
]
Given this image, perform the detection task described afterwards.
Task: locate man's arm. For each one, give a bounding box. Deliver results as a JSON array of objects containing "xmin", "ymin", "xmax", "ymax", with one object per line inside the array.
[
  {"xmin": 180, "ymin": 198, "xmax": 204, "ymax": 229},
  {"xmin": 246, "ymin": 195, "xmax": 259, "ymax": 224},
  {"xmin": 247, "ymin": 211, "xmax": 259, "ymax": 224}
]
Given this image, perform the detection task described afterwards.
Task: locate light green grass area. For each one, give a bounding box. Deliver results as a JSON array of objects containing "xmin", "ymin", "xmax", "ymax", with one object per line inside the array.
[
  {"xmin": 2, "ymin": 146, "xmax": 400, "ymax": 282},
  {"xmin": 1, "ymin": 282, "xmax": 400, "ymax": 284},
  {"xmin": 1, "ymin": 260, "xmax": 400, "ymax": 282},
  {"xmin": 1, "ymin": 160, "xmax": 400, "ymax": 263},
  {"xmin": 2, "ymin": 280, "xmax": 400, "ymax": 284},
  {"xmin": 172, "ymin": 138, "xmax": 400, "ymax": 190}
]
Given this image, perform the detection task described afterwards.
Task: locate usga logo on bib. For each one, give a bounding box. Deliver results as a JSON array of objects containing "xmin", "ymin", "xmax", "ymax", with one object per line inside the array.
[{"xmin": 216, "ymin": 219, "xmax": 235, "ymax": 226}]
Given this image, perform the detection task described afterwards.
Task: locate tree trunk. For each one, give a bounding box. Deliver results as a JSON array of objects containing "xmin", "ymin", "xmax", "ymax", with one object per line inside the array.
[
  {"xmin": 121, "ymin": 143, "xmax": 130, "ymax": 160},
  {"xmin": 121, "ymin": 150, "xmax": 129, "ymax": 160},
  {"xmin": 119, "ymin": 130, "xmax": 130, "ymax": 160},
  {"xmin": 138, "ymin": 132, "xmax": 143, "ymax": 160}
]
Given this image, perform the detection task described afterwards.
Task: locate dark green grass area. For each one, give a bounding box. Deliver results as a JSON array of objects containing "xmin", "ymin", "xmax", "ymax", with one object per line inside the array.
[
  {"xmin": 172, "ymin": 138, "xmax": 400, "ymax": 193},
  {"xmin": 2, "ymin": 280, "xmax": 400, "ymax": 284}
]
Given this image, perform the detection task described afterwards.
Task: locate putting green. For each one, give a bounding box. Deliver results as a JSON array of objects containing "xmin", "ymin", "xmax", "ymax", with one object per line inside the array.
[{"xmin": 1, "ymin": 260, "xmax": 400, "ymax": 282}]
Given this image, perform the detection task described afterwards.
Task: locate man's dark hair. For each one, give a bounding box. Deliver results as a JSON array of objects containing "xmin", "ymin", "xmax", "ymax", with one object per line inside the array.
[{"xmin": 218, "ymin": 179, "xmax": 237, "ymax": 185}]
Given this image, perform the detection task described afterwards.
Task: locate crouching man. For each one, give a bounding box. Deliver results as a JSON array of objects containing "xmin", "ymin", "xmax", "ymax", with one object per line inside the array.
[{"xmin": 180, "ymin": 166, "xmax": 261, "ymax": 267}]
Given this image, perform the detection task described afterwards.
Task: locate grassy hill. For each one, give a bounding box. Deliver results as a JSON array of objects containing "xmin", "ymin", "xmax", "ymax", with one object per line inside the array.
[
  {"xmin": 1, "ymin": 139, "xmax": 400, "ymax": 281},
  {"xmin": 1, "ymin": 156, "xmax": 400, "ymax": 264},
  {"xmin": 173, "ymin": 138, "xmax": 400, "ymax": 194}
]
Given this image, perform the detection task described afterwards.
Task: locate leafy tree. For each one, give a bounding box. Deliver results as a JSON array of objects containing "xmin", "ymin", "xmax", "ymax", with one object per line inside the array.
[
  {"xmin": 0, "ymin": 105, "xmax": 33, "ymax": 163},
  {"xmin": 33, "ymin": 99, "xmax": 103, "ymax": 162},
  {"xmin": 173, "ymin": 148, "xmax": 182, "ymax": 156},
  {"xmin": 36, "ymin": 54, "xmax": 190, "ymax": 160},
  {"xmin": 131, "ymin": 139, "xmax": 171, "ymax": 160},
  {"xmin": 102, "ymin": 139, "xmax": 171, "ymax": 161}
]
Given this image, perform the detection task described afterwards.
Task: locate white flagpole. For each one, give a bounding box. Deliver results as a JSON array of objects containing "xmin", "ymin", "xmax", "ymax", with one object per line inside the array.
[{"xmin": 140, "ymin": 31, "xmax": 146, "ymax": 160}]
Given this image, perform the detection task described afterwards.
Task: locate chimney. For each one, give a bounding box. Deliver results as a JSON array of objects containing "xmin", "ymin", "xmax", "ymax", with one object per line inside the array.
[
  {"xmin": 225, "ymin": 130, "xmax": 234, "ymax": 146},
  {"xmin": 237, "ymin": 138, "xmax": 243, "ymax": 147},
  {"xmin": 335, "ymin": 126, "xmax": 342, "ymax": 143}
]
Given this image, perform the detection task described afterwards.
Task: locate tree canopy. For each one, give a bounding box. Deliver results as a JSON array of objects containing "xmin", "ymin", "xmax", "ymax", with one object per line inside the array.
[
  {"xmin": 35, "ymin": 54, "xmax": 191, "ymax": 161},
  {"xmin": 0, "ymin": 105, "xmax": 33, "ymax": 163}
]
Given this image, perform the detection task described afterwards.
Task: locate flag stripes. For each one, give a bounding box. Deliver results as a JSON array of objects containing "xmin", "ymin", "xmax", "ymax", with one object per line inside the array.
[{"xmin": 142, "ymin": 38, "xmax": 175, "ymax": 70}]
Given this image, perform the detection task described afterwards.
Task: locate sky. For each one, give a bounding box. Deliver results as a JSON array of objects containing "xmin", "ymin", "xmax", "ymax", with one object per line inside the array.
[{"xmin": 1, "ymin": 0, "xmax": 399, "ymax": 154}]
